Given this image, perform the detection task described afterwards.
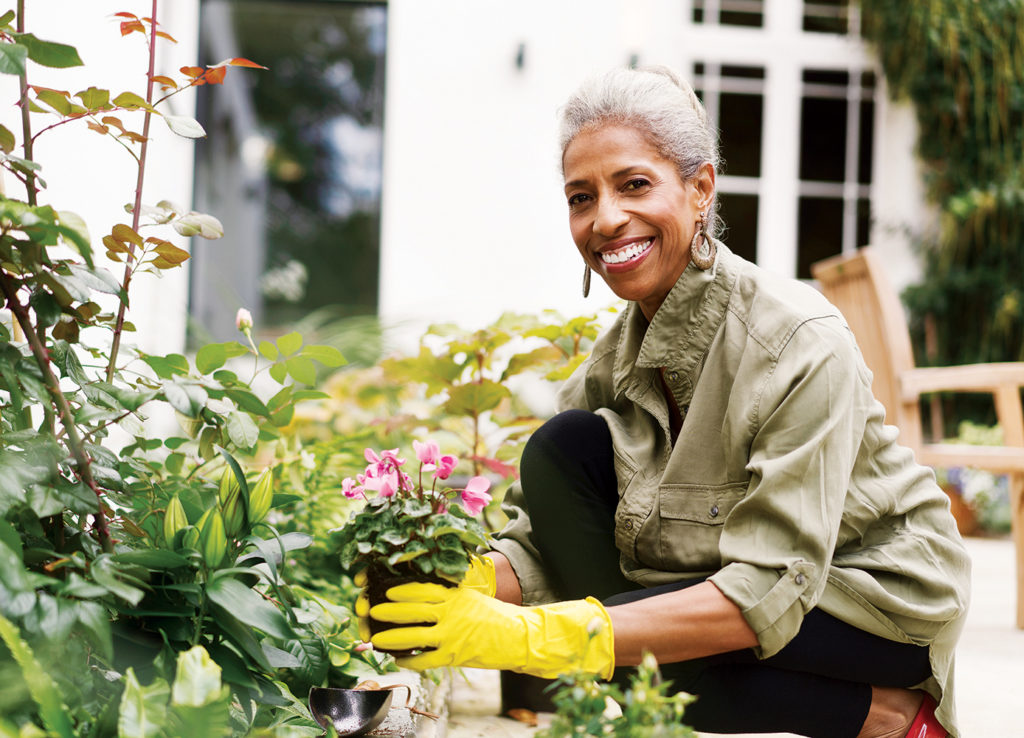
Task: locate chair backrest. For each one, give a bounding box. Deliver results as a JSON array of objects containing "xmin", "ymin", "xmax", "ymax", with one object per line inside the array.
[{"xmin": 811, "ymin": 247, "xmax": 924, "ymax": 450}]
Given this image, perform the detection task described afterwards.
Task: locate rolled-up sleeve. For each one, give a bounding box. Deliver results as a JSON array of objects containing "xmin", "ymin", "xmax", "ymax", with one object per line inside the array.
[
  {"xmin": 490, "ymin": 480, "xmax": 561, "ymax": 605},
  {"xmin": 709, "ymin": 319, "xmax": 867, "ymax": 657}
]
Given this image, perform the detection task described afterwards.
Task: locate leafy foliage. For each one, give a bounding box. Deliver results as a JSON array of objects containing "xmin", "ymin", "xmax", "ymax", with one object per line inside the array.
[
  {"xmin": 0, "ymin": 7, "xmax": 374, "ymax": 736},
  {"xmin": 861, "ymin": 1, "xmax": 1024, "ymax": 375},
  {"xmin": 538, "ymin": 651, "xmax": 696, "ymax": 738}
]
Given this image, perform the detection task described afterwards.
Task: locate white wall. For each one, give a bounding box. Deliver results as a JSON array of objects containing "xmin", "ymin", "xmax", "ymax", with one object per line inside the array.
[
  {"xmin": 0, "ymin": 0, "xmax": 199, "ymax": 356},
  {"xmin": 379, "ymin": 0, "xmax": 684, "ymax": 348}
]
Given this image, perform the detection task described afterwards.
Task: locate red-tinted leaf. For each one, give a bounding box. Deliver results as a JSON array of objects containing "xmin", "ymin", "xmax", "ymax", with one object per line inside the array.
[
  {"xmin": 120, "ymin": 19, "xmax": 145, "ymax": 36},
  {"xmin": 471, "ymin": 455, "xmax": 519, "ymax": 480},
  {"xmin": 120, "ymin": 131, "xmax": 147, "ymax": 144},
  {"xmin": 101, "ymin": 116, "xmax": 127, "ymax": 134},
  {"xmin": 111, "ymin": 223, "xmax": 143, "ymax": 247},
  {"xmin": 155, "ymin": 31, "xmax": 177, "ymax": 43},
  {"xmin": 204, "ymin": 66, "xmax": 227, "ymax": 85},
  {"xmin": 86, "ymin": 120, "xmax": 108, "ymax": 135},
  {"xmin": 113, "ymin": 12, "xmax": 139, "ymax": 19},
  {"xmin": 180, "ymin": 65, "xmax": 203, "ymax": 79},
  {"xmin": 102, "ymin": 235, "xmax": 128, "ymax": 253},
  {"xmin": 151, "ymin": 75, "xmax": 177, "ymax": 90},
  {"xmin": 227, "ymin": 57, "xmax": 267, "ymax": 69}
]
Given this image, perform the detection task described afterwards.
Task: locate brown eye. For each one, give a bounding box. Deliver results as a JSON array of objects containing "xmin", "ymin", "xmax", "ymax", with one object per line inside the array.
[
  {"xmin": 624, "ymin": 178, "xmax": 650, "ymax": 191},
  {"xmin": 567, "ymin": 193, "xmax": 590, "ymax": 207}
]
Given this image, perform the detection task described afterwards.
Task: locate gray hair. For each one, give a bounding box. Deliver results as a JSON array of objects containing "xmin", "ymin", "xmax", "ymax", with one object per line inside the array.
[{"xmin": 558, "ymin": 65, "xmax": 722, "ymax": 235}]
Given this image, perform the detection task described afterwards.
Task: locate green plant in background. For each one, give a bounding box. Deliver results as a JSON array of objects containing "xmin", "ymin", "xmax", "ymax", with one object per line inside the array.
[
  {"xmin": 860, "ymin": 2, "xmax": 1024, "ymax": 388},
  {"xmin": 538, "ymin": 650, "xmax": 696, "ymax": 738},
  {"xmin": 0, "ymin": 6, "xmax": 373, "ymax": 735}
]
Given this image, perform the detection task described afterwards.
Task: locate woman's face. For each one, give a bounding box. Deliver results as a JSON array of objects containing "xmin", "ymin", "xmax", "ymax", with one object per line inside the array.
[{"xmin": 562, "ymin": 124, "xmax": 714, "ymax": 321}]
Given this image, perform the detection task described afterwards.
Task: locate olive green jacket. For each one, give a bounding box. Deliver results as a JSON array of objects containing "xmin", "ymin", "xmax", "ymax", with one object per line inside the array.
[{"xmin": 492, "ymin": 242, "xmax": 970, "ymax": 735}]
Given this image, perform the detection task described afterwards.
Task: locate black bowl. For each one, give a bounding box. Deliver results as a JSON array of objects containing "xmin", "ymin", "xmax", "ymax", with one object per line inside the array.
[{"xmin": 308, "ymin": 687, "xmax": 393, "ymax": 736}]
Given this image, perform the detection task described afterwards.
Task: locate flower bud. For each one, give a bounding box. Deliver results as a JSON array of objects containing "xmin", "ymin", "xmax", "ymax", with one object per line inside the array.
[
  {"xmin": 197, "ymin": 508, "xmax": 227, "ymax": 568},
  {"xmin": 163, "ymin": 495, "xmax": 188, "ymax": 545},
  {"xmin": 220, "ymin": 483, "xmax": 246, "ymax": 538},
  {"xmin": 235, "ymin": 308, "xmax": 253, "ymax": 333},
  {"xmin": 247, "ymin": 469, "xmax": 274, "ymax": 525},
  {"xmin": 219, "ymin": 467, "xmax": 240, "ymax": 506}
]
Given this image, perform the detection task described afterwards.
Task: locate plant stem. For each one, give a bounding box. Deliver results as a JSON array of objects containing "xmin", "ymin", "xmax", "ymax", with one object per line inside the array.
[
  {"xmin": 106, "ymin": 0, "xmax": 159, "ymax": 382},
  {"xmin": 16, "ymin": 0, "xmax": 36, "ymax": 206},
  {"xmin": 0, "ymin": 274, "xmax": 113, "ymax": 553}
]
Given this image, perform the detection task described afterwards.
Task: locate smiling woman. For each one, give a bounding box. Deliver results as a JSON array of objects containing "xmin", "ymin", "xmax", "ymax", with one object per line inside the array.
[{"xmin": 364, "ymin": 65, "xmax": 968, "ymax": 738}]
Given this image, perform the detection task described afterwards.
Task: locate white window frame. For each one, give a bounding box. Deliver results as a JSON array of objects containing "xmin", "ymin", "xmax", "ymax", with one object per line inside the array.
[{"xmin": 679, "ymin": 0, "xmax": 882, "ymax": 278}]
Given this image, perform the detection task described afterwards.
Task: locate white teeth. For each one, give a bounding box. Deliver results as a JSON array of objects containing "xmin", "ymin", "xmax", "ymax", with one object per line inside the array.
[{"xmin": 600, "ymin": 239, "xmax": 652, "ymax": 264}]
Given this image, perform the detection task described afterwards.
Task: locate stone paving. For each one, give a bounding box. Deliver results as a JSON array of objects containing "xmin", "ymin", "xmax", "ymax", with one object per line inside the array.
[{"xmin": 443, "ymin": 536, "xmax": 1024, "ymax": 738}]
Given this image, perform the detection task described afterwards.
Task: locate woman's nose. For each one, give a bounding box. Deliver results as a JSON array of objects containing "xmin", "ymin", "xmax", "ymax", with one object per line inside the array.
[{"xmin": 593, "ymin": 197, "xmax": 628, "ymax": 235}]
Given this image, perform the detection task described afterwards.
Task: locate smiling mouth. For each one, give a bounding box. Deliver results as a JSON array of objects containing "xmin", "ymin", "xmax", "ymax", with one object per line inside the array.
[{"xmin": 600, "ymin": 238, "xmax": 653, "ymax": 265}]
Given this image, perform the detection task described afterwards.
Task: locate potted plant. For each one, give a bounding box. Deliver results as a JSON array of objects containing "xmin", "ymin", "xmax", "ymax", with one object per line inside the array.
[{"xmin": 336, "ymin": 440, "xmax": 493, "ymax": 653}]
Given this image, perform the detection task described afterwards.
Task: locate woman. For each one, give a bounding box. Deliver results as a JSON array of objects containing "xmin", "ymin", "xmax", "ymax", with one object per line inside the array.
[{"xmin": 366, "ymin": 66, "xmax": 969, "ymax": 738}]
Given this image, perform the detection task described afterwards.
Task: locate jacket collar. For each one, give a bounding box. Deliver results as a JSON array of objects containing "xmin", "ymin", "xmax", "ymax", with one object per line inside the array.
[{"xmin": 612, "ymin": 239, "xmax": 736, "ymax": 398}]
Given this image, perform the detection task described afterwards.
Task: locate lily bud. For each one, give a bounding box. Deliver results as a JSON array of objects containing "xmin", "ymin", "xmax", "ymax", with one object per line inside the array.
[
  {"xmin": 197, "ymin": 508, "xmax": 227, "ymax": 568},
  {"xmin": 247, "ymin": 469, "xmax": 274, "ymax": 525},
  {"xmin": 163, "ymin": 495, "xmax": 188, "ymax": 545},
  {"xmin": 220, "ymin": 483, "xmax": 246, "ymax": 538},
  {"xmin": 219, "ymin": 467, "xmax": 240, "ymax": 506}
]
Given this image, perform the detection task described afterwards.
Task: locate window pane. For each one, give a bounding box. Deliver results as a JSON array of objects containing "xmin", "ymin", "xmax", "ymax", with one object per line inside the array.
[
  {"xmin": 856, "ymin": 198, "xmax": 872, "ymax": 249},
  {"xmin": 693, "ymin": 0, "xmax": 764, "ymax": 28},
  {"xmin": 799, "ymin": 96, "xmax": 847, "ymax": 182},
  {"xmin": 719, "ymin": 193, "xmax": 758, "ymax": 263},
  {"xmin": 797, "ymin": 197, "xmax": 843, "ymax": 278},
  {"xmin": 191, "ymin": 1, "xmax": 386, "ymax": 342},
  {"xmin": 858, "ymin": 99, "xmax": 874, "ymax": 184},
  {"xmin": 719, "ymin": 92, "xmax": 763, "ymax": 177},
  {"xmin": 803, "ymin": 0, "xmax": 849, "ymax": 34}
]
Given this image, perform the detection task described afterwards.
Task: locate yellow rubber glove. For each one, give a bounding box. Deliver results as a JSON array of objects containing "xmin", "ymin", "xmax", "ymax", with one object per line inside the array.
[
  {"xmin": 353, "ymin": 555, "xmax": 497, "ymax": 642},
  {"xmin": 368, "ymin": 582, "xmax": 615, "ymax": 679}
]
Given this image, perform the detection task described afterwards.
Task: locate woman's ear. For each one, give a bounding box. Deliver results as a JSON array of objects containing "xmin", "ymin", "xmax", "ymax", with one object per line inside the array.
[{"xmin": 694, "ymin": 162, "xmax": 716, "ymax": 210}]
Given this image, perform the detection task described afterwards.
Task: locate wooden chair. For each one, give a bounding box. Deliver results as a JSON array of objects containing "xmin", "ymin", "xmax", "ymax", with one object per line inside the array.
[{"xmin": 811, "ymin": 247, "xmax": 1024, "ymax": 628}]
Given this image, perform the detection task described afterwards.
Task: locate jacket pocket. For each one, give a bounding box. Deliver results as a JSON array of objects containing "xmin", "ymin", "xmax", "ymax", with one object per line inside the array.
[{"xmin": 657, "ymin": 482, "xmax": 748, "ymax": 571}]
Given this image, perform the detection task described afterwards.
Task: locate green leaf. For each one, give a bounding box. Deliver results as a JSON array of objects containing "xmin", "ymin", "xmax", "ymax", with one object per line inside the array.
[
  {"xmin": 0, "ymin": 124, "xmax": 15, "ymax": 154},
  {"xmin": 118, "ymin": 668, "xmax": 169, "ymax": 738},
  {"xmin": 443, "ymin": 379, "xmax": 511, "ymax": 416},
  {"xmin": 225, "ymin": 411, "xmax": 259, "ymax": 449},
  {"xmin": 33, "ymin": 86, "xmax": 73, "ymax": 115},
  {"xmin": 268, "ymin": 361, "xmax": 287, "ymax": 385},
  {"xmin": 171, "ymin": 646, "xmax": 227, "ymax": 708},
  {"xmin": 75, "ymin": 86, "xmax": 110, "ymax": 109},
  {"xmin": 141, "ymin": 353, "xmax": 190, "ymax": 379},
  {"xmin": 0, "ymin": 614, "xmax": 75, "ymax": 738},
  {"xmin": 163, "ymin": 381, "xmax": 208, "ymax": 417},
  {"xmin": 276, "ymin": 331, "xmax": 302, "ymax": 356},
  {"xmin": 10, "ymin": 33, "xmax": 83, "ymax": 68},
  {"xmin": 284, "ymin": 356, "xmax": 316, "ymax": 385},
  {"xmin": 284, "ymin": 634, "xmax": 329, "ymax": 687},
  {"xmin": 258, "ymin": 340, "xmax": 278, "ymax": 360},
  {"xmin": 224, "ymin": 388, "xmax": 270, "ymax": 417},
  {"xmin": 0, "ymin": 42, "xmax": 28, "ymax": 76},
  {"xmin": 301, "ymin": 344, "xmax": 346, "ymax": 368},
  {"xmin": 206, "ymin": 576, "xmax": 295, "ymax": 640},
  {"xmin": 91, "ymin": 554, "xmax": 148, "ymax": 606},
  {"xmin": 29, "ymin": 289, "xmax": 61, "ymax": 327},
  {"xmin": 195, "ymin": 341, "xmax": 248, "ymax": 374},
  {"xmin": 114, "ymin": 549, "xmax": 190, "ymax": 570},
  {"xmin": 112, "ymin": 91, "xmax": 155, "ymax": 111}
]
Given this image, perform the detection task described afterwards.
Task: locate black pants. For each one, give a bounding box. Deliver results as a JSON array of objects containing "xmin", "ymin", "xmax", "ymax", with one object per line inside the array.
[{"xmin": 518, "ymin": 410, "xmax": 931, "ymax": 738}]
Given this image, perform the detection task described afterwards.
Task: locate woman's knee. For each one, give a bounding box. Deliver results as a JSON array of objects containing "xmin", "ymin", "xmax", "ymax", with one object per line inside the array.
[{"xmin": 521, "ymin": 409, "xmax": 610, "ymax": 470}]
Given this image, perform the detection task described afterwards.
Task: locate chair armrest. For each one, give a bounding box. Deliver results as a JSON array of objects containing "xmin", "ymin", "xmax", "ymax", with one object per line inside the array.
[
  {"xmin": 917, "ymin": 443, "xmax": 1024, "ymax": 474},
  {"xmin": 899, "ymin": 363, "xmax": 1024, "ymax": 400}
]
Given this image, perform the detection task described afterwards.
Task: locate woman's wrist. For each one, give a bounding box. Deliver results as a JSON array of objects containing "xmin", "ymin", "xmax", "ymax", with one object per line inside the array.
[{"xmin": 486, "ymin": 551, "xmax": 523, "ymax": 605}]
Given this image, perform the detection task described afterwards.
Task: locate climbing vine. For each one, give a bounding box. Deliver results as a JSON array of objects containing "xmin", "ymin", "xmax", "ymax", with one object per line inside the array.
[{"xmin": 861, "ymin": 1, "xmax": 1024, "ymax": 370}]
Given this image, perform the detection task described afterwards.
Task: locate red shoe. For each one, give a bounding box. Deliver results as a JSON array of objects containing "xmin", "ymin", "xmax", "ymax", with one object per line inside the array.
[{"xmin": 906, "ymin": 693, "xmax": 947, "ymax": 738}]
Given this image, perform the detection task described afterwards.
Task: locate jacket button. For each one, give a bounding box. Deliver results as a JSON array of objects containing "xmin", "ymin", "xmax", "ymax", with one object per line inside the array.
[
  {"xmin": 795, "ymin": 573, "xmax": 806, "ymax": 585},
  {"xmin": 623, "ymin": 520, "xmax": 634, "ymax": 530},
  {"xmin": 709, "ymin": 505, "xmax": 719, "ymax": 518},
  {"xmin": 667, "ymin": 371, "xmax": 680, "ymax": 383}
]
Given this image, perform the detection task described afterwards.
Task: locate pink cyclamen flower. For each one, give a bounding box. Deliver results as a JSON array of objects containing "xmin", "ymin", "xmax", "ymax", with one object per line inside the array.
[
  {"xmin": 435, "ymin": 454, "xmax": 458, "ymax": 480},
  {"xmin": 413, "ymin": 440, "xmax": 440, "ymax": 469},
  {"xmin": 459, "ymin": 476, "xmax": 492, "ymax": 516},
  {"xmin": 341, "ymin": 477, "xmax": 363, "ymax": 499}
]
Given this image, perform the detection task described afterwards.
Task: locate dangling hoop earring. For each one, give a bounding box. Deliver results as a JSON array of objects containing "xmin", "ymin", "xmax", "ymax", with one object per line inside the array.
[
  {"xmin": 689, "ymin": 210, "xmax": 716, "ymax": 270},
  {"xmin": 582, "ymin": 265, "xmax": 592, "ymax": 298}
]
